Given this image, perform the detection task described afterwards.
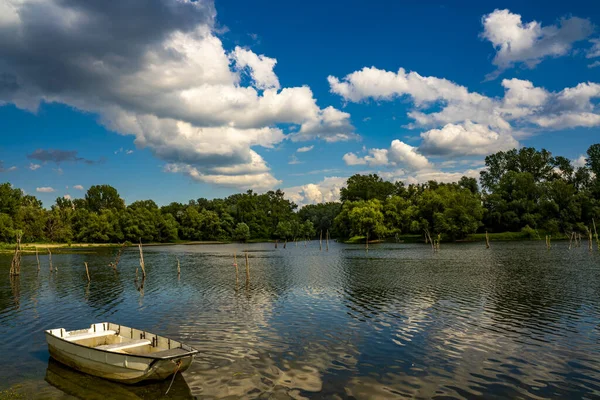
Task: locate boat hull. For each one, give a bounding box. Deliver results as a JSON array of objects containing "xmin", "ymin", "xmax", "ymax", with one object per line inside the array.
[{"xmin": 46, "ymin": 332, "xmax": 194, "ymax": 384}]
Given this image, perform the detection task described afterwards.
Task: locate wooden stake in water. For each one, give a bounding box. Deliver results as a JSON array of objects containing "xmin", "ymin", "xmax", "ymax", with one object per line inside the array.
[
  {"xmin": 48, "ymin": 248, "xmax": 53, "ymax": 272},
  {"xmin": 109, "ymin": 242, "xmax": 126, "ymax": 270},
  {"xmin": 233, "ymin": 253, "xmax": 239, "ymax": 283},
  {"xmin": 588, "ymin": 227, "xmax": 593, "ymax": 252},
  {"xmin": 275, "ymin": 239, "xmax": 278, "ymax": 249},
  {"xmin": 84, "ymin": 262, "xmax": 90, "ymax": 282},
  {"xmin": 36, "ymin": 247, "xmax": 40, "ymax": 272},
  {"xmin": 9, "ymin": 232, "xmax": 22, "ymax": 276},
  {"xmin": 320, "ymin": 230, "xmax": 323, "ymax": 251},
  {"xmin": 326, "ymin": 230, "xmax": 329, "ymax": 252},
  {"xmin": 569, "ymin": 232, "xmax": 574, "ymax": 250},
  {"xmin": 485, "ymin": 231, "xmax": 490, "ymax": 249},
  {"xmin": 284, "ymin": 239, "xmax": 287, "ymax": 249},
  {"xmin": 366, "ymin": 232, "xmax": 369, "ymax": 252},
  {"xmin": 245, "ymin": 252, "xmax": 250, "ymax": 284},
  {"xmin": 138, "ymin": 240, "xmax": 146, "ymax": 278},
  {"xmin": 176, "ymin": 257, "xmax": 181, "ymax": 276}
]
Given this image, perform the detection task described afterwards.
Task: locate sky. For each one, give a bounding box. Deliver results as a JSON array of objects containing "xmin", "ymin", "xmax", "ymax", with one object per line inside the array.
[{"xmin": 0, "ymin": 0, "xmax": 599, "ymax": 207}]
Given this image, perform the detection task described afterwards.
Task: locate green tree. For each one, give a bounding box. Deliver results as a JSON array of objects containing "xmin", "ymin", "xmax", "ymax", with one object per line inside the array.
[
  {"xmin": 340, "ymin": 174, "xmax": 396, "ymax": 202},
  {"xmin": 85, "ymin": 185, "xmax": 125, "ymax": 212},
  {"xmin": 233, "ymin": 222, "xmax": 250, "ymax": 242}
]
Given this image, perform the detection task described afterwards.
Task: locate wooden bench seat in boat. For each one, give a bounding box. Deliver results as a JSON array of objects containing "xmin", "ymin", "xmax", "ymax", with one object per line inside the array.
[
  {"xmin": 64, "ymin": 330, "xmax": 117, "ymax": 342},
  {"xmin": 95, "ymin": 339, "xmax": 151, "ymax": 352}
]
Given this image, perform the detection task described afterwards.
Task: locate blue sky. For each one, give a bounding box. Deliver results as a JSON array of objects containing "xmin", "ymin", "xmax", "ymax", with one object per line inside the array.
[{"xmin": 0, "ymin": 0, "xmax": 599, "ymax": 207}]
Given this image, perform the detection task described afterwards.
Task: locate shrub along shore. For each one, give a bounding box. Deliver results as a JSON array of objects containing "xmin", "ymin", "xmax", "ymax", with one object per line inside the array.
[{"xmin": 1, "ymin": 144, "xmax": 599, "ymax": 249}]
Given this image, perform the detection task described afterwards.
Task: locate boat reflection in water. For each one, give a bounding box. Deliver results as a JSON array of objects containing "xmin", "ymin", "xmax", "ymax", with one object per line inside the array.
[{"xmin": 44, "ymin": 358, "xmax": 194, "ymax": 399}]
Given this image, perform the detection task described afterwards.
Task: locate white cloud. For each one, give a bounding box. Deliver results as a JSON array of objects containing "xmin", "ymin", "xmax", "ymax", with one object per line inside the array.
[
  {"xmin": 29, "ymin": 163, "xmax": 41, "ymax": 170},
  {"xmin": 589, "ymin": 61, "xmax": 600, "ymax": 69},
  {"xmin": 63, "ymin": 194, "xmax": 72, "ymax": 200},
  {"xmin": 586, "ymin": 38, "xmax": 600, "ymax": 59},
  {"xmin": 284, "ymin": 176, "xmax": 347, "ymax": 206},
  {"xmin": 388, "ymin": 140, "xmax": 430, "ymax": 170},
  {"xmin": 297, "ymin": 145, "xmax": 314, "ymax": 153},
  {"xmin": 328, "ymin": 65, "xmax": 600, "ymax": 139},
  {"xmin": 481, "ymin": 9, "xmax": 593, "ymax": 77},
  {"xmin": 344, "ymin": 140, "xmax": 430, "ymax": 171},
  {"xmin": 419, "ymin": 121, "xmax": 519, "ymax": 156},
  {"xmin": 36, "ymin": 187, "xmax": 55, "ymax": 193},
  {"xmin": 126, "ymin": 149, "xmax": 134, "ymax": 154},
  {"xmin": 0, "ymin": 0, "xmax": 354, "ymax": 190},
  {"xmin": 230, "ymin": 46, "xmax": 280, "ymax": 90},
  {"xmin": 343, "ymin": 152, "xmax": 368, "ymax": 166},
  {"xmin": 573, "ymin": 155, "xmax": 587, "ymax": 168},
  {"xmin": 73, "ymin": 185, "xmax": 84, "ymax": 190}
]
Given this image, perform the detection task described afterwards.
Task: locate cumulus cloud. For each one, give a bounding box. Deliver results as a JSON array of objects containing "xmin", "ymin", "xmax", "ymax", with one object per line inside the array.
[
  {"xmin": 28, "ymin": 163, "xmax": 41, "ymax": 170},
  {"xmin": 36, "ymin": 187, "xmax": 55, "ymax": 193},
  {"xmin": 344, "ymin": 140, "xmax": 430, "ymax": 170},
  {"xmin": 230, "ymin": 46, "xmax": 279, "ymax": 90},
  {"xmin": 481, "ymin": 9, "xmax": 593, "ymax": 78},
  {"xmin": 419, "ymin": 121, "xmax": 518, "ymax": 156},
  {"xmin": 328, "ymin": 65, "xmax": 600, "ymax": 153},
  {"xmin": 589, "ymin": 61, "xmax": 600, "ymax": 69},
  {"xmin": 63, "ymin": 194, "xmax": 72, "ymax": 200},
  {"xmin": 297, "ymin": 145, "xmax": 314, "ymax": 153},
  {"xmin": 73, "ymin": 185, "xmax": 84, "ymax": 190},
  {"xmin": 0, "ymin": 0, "xmax": 354, "ymax": 190},
  {"xmin": 284, "ymin": 176, "xmax": 347, "ymax": 206},
  {"xmin": 573, "ymin": 155, "xmax": 587, "ymax": 168}
]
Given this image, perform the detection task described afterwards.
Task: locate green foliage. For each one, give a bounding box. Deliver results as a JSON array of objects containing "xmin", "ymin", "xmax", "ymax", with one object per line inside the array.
[
  {"xmin": 233, "ymin": 222, "xmax": 250, "ymax": 242},
  {"xmin": 0, "ymin": 142, "xmax": 599, "ymax": 245},
  {"xmin": 340, "ymin": 174, "xmax": 396, "ymax": 202}
]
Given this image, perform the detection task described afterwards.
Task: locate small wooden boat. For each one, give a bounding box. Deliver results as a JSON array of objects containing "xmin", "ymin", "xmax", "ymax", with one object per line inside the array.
[{"xmin": 45, "ymin": 322, "xmax": 198, "ymax": 384}]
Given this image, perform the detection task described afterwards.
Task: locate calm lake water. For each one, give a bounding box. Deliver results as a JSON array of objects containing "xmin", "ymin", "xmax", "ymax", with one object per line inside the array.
[{"xmin": 1, "ymin": 241, "xmax": 600, "ymax": 399}]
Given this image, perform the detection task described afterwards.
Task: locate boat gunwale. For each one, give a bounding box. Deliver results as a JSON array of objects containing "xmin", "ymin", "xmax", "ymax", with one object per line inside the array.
[{"xmin": 45, "ymin": 328, "xmax": 199, "ymax": 361}]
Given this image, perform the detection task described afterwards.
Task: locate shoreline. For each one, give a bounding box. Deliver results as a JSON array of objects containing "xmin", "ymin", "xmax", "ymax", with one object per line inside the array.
[{"xmin": 0, "ymin": 232, "xmax": 573, "ymax": 254}]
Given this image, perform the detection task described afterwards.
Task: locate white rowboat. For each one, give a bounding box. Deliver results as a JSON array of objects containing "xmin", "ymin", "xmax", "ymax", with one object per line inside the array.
[{"xmin": 45, "ymin": 322, "xmax": 198, "ymax": 384}]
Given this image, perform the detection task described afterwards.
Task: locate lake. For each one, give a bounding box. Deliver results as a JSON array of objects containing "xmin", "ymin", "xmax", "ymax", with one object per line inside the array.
[{"xmin": 1, "ymin": 241, "xmax": 600, "ymax": 399}]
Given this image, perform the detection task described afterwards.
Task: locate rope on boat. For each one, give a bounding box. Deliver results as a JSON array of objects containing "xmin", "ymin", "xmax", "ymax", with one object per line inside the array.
[{"xmin": 165, "ymin": 359, "xmax": 182, "ymax": 395}]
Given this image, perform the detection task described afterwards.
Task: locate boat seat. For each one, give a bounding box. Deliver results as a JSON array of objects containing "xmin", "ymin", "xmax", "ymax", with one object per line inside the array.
[
  {"xmin": 96, "ymin": 339, "xmax": 151, "ymax": 352},
  {"xmin": 64, "ymin": 330, "xmax": 117, "ymax": 342}
]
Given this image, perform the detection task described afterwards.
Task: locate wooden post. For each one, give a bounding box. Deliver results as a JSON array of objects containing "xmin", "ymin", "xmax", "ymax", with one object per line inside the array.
[
  {"xmin": 138, "ymin": 240, "xmax": 146, "ymax": 278},
  {"xmin": 366, "ymin": 232, "xmax": 369, "ymax": 252},
  {"xmin": 176, "ymin": 257, "xmax": 181, "ymax": 276},
  {"xmin": 109, "ymin": 243, "xmax": 126, "ymax": 270},
  {"xmin": 569, "ymin": 232, "xmax": 574, "ymax": 250},
  {"xmin": 48, "ymin": 248, "xmax": 53, "ymax": 272},
  {"xmin": 233, "ymin": 253, "xmax": 239, "ymax": 283},
  {"xmin": 588, "ymin": 227, "xmax": 593, "ymax": 252},
  {"xmin": 326, "ymin": 230, "xmax": 329, "ymax": 252},
  {"xmin": 284, "ymin": 239, "xmax": 287, "ymax": 249},
  {"xmin": 275, "ymin": 239, "xmax": 278, "ymax": 249},
  {"xmin": 36, "ymin": 247, "xmax": 40, "ymax": 272},
  {"xmin": 320, "ymin": 230, "xmax": 323, "ymax": 251},
  {"xmin": 485, "ymin": 231, "xmax": 490, "ymax": 249},
  {"xmin": 9, "ymin": 233, "xmax": 22, "ymax": 276},
  {"xmin": 84, "ymin": 262, "xmax": 90, "ymax": 282},
  {"xmin": 245, "ymin": 252, "xmax": 250, "ymax": 284}
]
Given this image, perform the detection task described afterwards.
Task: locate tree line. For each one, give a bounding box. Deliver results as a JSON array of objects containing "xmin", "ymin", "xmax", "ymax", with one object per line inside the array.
[{"xmin": 1, "ymin": 144, "xmax": 599, "ymax": 244}]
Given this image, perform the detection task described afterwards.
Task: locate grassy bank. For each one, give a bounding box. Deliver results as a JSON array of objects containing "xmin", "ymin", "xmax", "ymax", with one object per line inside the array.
[{"xmin": 0, "ymin": 240, "xmax": 230, "ymax": 254}]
